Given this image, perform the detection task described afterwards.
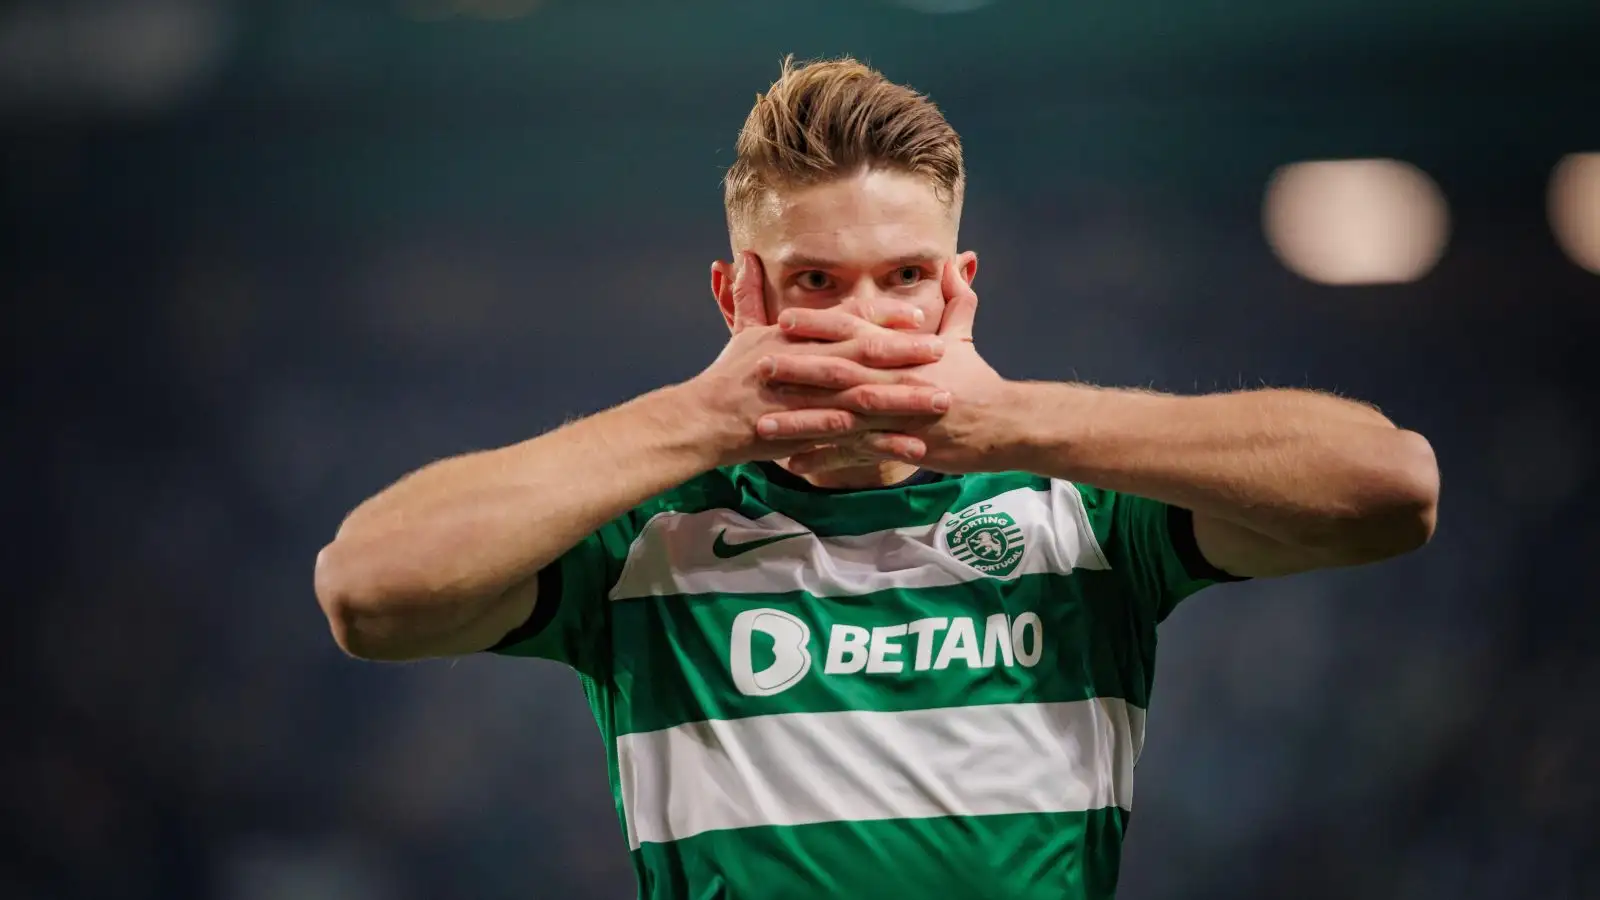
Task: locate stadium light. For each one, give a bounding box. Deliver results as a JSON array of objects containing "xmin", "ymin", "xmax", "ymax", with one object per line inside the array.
[
  {"xmin": 1263, "ymin": 159, "xmax": 1450, "ymax": 286},
  {"xmin": 1549, "ymin": 153, "xmax": 1600, "ymax": 275}
]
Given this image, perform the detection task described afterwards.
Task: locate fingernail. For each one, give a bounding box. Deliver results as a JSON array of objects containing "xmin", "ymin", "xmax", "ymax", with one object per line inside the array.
[
  {"xmin": 758, "ymin": 418, "xmax": 779, "ymax": 436},
  {"xmin": 924, "ymin": 337, "xmax": 944, "ymax": 354},
  {"xmin": 931, "ymin": 392, "xmax": 951, "ymax": 412},
  {"xmin": 759, "ymin": 357, "xmax": 777, "ymax": 377},
  {"xmin": 779, "ymin": 312, "xmax": 797, "ymax": 330},
  {"xmin": 911, "ymin": 309, "xmax": 925, "ymax": 325}
]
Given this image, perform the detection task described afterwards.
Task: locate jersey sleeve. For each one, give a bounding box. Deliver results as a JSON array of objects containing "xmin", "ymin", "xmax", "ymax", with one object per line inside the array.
[
  {"xmin": 1071, "ymin": 483, "xmax": 1245, "ymax": 624},
  {"xmin": 486, "ymin": 514, "xmax": 637, "ymax": 677}
]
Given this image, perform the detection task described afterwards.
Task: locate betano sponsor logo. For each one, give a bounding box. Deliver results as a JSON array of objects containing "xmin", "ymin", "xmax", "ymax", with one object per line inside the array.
[
  {"xmin": 729, "ymin": 607, "xmax": 1044, "ymax": 697},
  {"xmin": 728, "ymin": 608, "xmax": 813, "ymax": 697}
]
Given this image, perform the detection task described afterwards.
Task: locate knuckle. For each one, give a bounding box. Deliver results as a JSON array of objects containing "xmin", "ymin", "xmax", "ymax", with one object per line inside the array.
[{"xmin": 825, "ymin": 360, "xmax": 855, "ymax": 387}]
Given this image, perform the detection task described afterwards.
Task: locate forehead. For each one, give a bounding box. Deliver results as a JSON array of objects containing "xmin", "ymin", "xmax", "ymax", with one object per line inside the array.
[{"xmin": 746, "ymin": 169, "xmax": 956, "ymax": 268}]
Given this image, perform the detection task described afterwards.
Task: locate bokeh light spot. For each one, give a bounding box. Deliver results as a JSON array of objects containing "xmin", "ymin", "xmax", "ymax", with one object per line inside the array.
[{"xmin": 1264, "ymin": 159, "xmax": 1450, "ymax": 286}]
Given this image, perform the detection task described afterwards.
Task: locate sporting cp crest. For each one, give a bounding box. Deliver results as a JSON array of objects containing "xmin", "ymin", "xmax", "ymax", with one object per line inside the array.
[{"xmin": 943, "ymin": 502, "xmax": 1026, "ymax": 577}]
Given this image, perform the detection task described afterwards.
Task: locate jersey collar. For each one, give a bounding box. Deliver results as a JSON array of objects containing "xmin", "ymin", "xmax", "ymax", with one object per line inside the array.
[{"xmin": 750, "ymin": 460, "xmax": 945, "ymax": 494}]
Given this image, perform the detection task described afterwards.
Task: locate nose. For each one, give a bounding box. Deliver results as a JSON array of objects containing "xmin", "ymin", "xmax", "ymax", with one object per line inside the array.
[{"xmin": 838, "ymin": 289, "xmax": 918, "ymax": 326}]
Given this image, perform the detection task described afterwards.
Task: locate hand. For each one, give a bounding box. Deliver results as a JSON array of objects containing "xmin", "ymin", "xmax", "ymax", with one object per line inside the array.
[
  {"xmin": 687, "ymin": 252, "xmax": 951, "ymax": 467},
  {"xmin": 776, "ymin": 261, "xmax": 1010, "ymax": 475}
]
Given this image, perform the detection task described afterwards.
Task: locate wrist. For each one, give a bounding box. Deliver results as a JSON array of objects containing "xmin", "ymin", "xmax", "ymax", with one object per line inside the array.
[
  {"xmin": 660, "ymin": 375, "xmax": 752, "ymax": 469},
  {"xmin": 639, "ymin": 381, "xmax": 740, "ymax": 473},
  {"xmin": 984, "ymin": 380, "xmax": 1098, "ymax": 476}
]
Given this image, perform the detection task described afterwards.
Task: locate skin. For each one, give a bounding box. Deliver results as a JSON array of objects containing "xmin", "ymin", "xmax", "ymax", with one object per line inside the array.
[
  {"xmin": 314, "ymin": 167, "xmax": 1439, "ymax": 661},
  {"xmin": 312, "ymin": 173, "xmax": 956, "ymax": 659},
  {"xmin": 710, "ymin": 169, "xmax": 983, "ymax": 489},
  {"xmin": 713, "ymin": 168, "xmax": 1439, "ymax": 578}
]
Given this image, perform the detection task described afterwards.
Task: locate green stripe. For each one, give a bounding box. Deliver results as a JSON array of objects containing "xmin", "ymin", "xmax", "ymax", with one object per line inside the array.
[
  {"xmin": 609, "ymin": 570, "xmax": 1154, "ymax": 735},
  {"xmin": 628, "ymin": 470, "xmax": 759, "ymax": 526},
  {"xmin": 632, "ymin": 809, "xmax": 1129, "ymax": 900}
]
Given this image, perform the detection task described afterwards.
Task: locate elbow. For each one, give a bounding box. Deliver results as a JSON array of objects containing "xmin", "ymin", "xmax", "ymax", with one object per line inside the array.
[
  {"xmin": 314, "ymin": 541, "xmax": 405, "ymax": 661},
  {"xmin": 1384, "ymin": 429, "xmax": 1440, "ymax": 551},
  {"xmin": 314, "ymin": 542, "xmax": 365, "ymax": 657},
  {"xmin": 1329, "ymin": 429, "xmax": 1440, "ymax": 563}
]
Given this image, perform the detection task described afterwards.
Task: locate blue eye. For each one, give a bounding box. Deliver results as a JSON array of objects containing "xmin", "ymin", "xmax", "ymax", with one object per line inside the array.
[{"xmin": 893, "ymin": 266, "xmax": 923, "ymax": 285}]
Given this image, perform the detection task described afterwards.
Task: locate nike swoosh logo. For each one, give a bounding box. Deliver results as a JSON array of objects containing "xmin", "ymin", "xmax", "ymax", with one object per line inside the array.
[{"xmin": 712, "ymin": 529, "xmax": 809, "ymax": 559}]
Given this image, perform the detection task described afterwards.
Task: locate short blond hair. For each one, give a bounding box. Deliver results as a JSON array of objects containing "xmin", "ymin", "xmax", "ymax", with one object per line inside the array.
[{"xmin": 724, "ymin": 56, "xmax": 965, "ymax": 238}]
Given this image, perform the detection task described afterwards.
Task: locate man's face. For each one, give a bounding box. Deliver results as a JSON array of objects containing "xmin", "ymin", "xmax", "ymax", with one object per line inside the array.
[{"xmin": 713, "ymin": 169, "xmax": 977, "ymax": 334}]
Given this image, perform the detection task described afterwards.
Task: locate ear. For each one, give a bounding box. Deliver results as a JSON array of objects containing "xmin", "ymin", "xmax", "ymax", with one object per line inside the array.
[
  {"xmin": 956, "ymin": 250, "xmax": 978, "ymax": 286},
  {"xmin": 711, "ymin": 259, "xmax": 738, "ymax": 332}
]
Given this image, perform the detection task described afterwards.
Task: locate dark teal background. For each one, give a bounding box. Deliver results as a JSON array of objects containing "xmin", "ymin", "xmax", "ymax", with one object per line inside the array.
[{"xmin": 4, "ymin": 1, "xmax": 1597, "ymax": 898}]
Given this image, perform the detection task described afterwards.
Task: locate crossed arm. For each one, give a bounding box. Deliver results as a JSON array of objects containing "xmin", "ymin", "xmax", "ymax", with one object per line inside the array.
[
  {"xmin": 315, "ymin": 256, "xmax": 1438, "ymax": 660},
  {"xmin": 763, "ymin": 260, "xmax": 1439, "ymax": 578}
]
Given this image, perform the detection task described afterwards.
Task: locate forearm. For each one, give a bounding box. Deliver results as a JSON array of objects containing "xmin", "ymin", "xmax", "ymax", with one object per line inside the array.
[
  {"xmin": 993, "ymin": 382, "xmax": 1439, "ymax": 546},
  {"xmin": 315, "ymin": 384, "xmax": 721, "ymax": 657}
]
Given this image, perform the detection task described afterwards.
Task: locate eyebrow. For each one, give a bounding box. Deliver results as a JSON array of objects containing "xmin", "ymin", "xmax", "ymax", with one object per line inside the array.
[{"xmin": 776, "ymin": 252, "xmax": 944, "ymax": 272}]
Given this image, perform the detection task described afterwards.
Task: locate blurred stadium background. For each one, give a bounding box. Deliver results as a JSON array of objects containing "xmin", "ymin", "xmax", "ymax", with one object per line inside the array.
[{"xmin": 4, "ymin": 1, "xmax": 1599, "ymax": 898}]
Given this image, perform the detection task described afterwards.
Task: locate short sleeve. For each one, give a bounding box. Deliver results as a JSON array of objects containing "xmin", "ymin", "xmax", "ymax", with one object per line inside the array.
[
  {"xmin": 1072, "ymin": 484, "xmax": 1245, "ymax": 624},
  {"xmin": 487, "ymin": 515, "xmax": 637, "ymax": 677}
]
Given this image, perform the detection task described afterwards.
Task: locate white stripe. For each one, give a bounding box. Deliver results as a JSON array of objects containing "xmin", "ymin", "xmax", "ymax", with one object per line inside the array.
[
  {"xmin": 1058, "ymin": 479, "xmax": 1111, "ymax": 569},
  {"xmin": 610, "ymin": 483, "xmax": 1109, "ymax": 601},
  {"xmin": 616, "ymin": 698, "xmax": 1142, "ymax": 849}
]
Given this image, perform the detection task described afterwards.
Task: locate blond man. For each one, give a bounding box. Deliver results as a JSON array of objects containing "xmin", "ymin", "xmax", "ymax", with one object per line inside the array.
[{"xmin": 315, "ymin": 57, "xmax": 1439, "ymax": 900}]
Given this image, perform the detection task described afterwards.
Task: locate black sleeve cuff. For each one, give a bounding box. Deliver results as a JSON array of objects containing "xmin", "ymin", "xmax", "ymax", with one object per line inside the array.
[
  {"xmin": 1166, "ymin": 504, "xmax": 1249, "ymax": 583},
  {"xmin": 487, "ymin": 562, "xmax": 564, "ymax": 652}
]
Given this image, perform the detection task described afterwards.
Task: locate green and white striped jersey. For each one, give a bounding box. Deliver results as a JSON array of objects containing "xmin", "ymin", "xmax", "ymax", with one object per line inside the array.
[{"xmin": 493, "ymin": 462, "xmax": 1233, "ymax": 899}]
